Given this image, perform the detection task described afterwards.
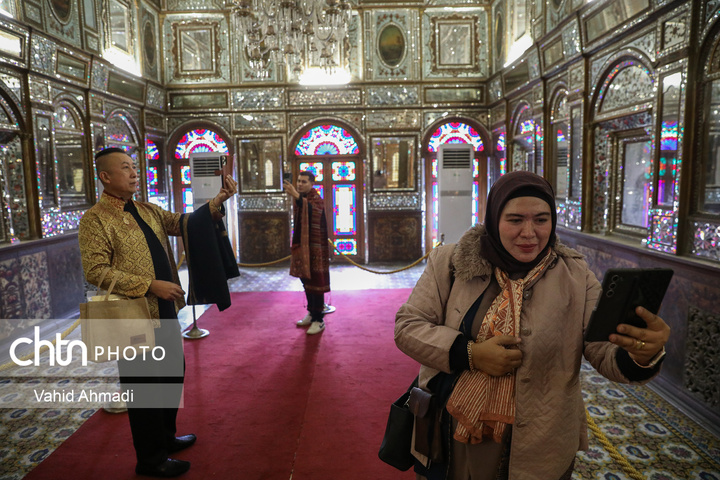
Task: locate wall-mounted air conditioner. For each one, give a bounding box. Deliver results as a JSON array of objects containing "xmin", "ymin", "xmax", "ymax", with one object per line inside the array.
[
  {"xmin": 189, "ymin": 152, "xmax": 227, "ymax": 210},
  {"xmin": 438, "ymin": 144, "xmax": 473, "ymax": 244}
]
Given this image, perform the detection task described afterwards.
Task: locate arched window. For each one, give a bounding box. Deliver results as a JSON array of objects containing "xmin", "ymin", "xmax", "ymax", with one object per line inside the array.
[
  {"xmin": 293, "ymin": 124, "xmax": 362, "ymax": 257},
  {"xmin": 427, "ymin": 122, "xmax": 483, "ymax": 153},
  {"xmin": 146, "ymin": 139, "xmax": 170, "ymax": 210},
  {"xmin": 295, "ymin": 125, "xmax": 359, "ymax": 156},
  {"xmin": 173, "ymin": 128, "xmax": 229, "ymax": 213},
  {"xmin": 174, "ymin": 128, "xmax": 229, "ymax": 159},
  {"xmin": 427, "ymin": 121, "xmax": 485, "ymax": 246}
]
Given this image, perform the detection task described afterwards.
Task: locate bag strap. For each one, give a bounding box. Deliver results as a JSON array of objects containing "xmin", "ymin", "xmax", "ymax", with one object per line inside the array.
[
  {"xmin": 95, "ymin": 267, "xmax": 118, "ymax": 301},
  {"xmin": 104, "ymin": 276, "xmax": 118, "ymax": 301},
  {"xmin": 96, "ymin": 267, "xmax": 111, "ymax": 291}
]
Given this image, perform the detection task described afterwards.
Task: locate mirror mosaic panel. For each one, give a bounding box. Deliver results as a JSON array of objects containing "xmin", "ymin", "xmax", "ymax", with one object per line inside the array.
[
  {"xmin": 239, "ymin": 138, "xmax": 283, "ymax": 193},
  {"xmin": 46, "ymin": 0, "xmax": 81, "ymax": 47},
  {"xmin": 0, "ymin": 134, "xmax": 28, "ymax": 241},
  {"xmin": 371, "ymin": 136, "xmax": 416, "ymax": 191},
  {"xmin": 599, "ymin": 62, "xmax": 654, "ymax": 114},
  {"xmin": 364, "ymin": 10, "xmax": 419, "ymax": 81},
  {"xmin": 422, "ymin": 9, "xmax": 487, "ymax": 79}
]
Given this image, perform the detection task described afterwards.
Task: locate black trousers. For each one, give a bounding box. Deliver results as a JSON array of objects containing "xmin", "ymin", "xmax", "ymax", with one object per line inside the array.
[
  {"xmin": 117, "ymin": 319, "xmax": 185, "ymax": 467},
  {"xmin": 302, "ymin": 280, "xmax": 325, "ymax": 322}
]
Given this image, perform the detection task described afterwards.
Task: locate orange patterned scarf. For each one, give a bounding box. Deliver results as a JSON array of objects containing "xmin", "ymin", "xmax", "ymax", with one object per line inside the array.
[{"xmin": 446, "ymin": 251, "xmax": 553, "ymax": 444}]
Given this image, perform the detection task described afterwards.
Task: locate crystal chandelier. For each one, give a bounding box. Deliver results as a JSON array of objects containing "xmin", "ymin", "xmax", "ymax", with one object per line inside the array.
[{"xmin": 229, "ymin": 0, "xmax": 351, "ymax": 79}]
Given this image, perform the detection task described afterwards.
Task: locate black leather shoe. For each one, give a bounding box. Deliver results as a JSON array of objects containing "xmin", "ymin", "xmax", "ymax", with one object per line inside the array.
[
  {"xmin": 168, "ymin": 434, "xmax": 197, "ymax": 453},
  {"xmin": 135, "ymin": 458, "xmax": 190, "ymax": 478}
]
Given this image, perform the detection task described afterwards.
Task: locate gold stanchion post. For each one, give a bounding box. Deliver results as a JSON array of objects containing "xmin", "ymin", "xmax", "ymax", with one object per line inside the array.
[{"xmin": 183, "ymin": 305, "xmax": 209, "ymax": 339}]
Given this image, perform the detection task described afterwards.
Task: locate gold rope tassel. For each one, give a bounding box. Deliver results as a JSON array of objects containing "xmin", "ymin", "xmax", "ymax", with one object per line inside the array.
[{"xmin": 586, "ymin": 410, "xmax": 646, "ymax": 480}]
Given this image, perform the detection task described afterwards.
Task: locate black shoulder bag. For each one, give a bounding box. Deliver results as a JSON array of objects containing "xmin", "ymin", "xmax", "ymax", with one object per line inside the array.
[{"xmin": 378, "ymin": 250, "xmax": 458, "ymax": 471}]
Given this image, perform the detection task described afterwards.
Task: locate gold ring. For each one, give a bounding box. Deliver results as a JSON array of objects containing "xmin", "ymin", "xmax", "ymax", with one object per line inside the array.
[{"xmin": 636, "ymin": 340, "xmax": 645, "ymax": 350}]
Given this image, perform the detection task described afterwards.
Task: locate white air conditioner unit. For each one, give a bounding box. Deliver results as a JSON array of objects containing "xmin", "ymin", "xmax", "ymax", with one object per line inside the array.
[
  {"xmin": 438, "ymin": 144, "xmax": 473, "ymax": 244},
  {"xmin": 189, "ymin": 152, "xmax": 227, "ymax": 210}
]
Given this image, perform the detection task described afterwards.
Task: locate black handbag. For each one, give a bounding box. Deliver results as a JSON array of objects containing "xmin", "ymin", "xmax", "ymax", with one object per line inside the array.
[
  {"xmin": 378, "ymin": 377, "xmax": 417, "ymax": 471},
  {"xmin": 408, "ymin": 386, "xmax": 445, "ymax": 463}
]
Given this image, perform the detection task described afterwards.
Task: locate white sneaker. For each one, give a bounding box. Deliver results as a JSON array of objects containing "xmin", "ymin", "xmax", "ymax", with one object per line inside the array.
[
  {"xmin": 307, "ymin": 321, "xmax": 325, "ymax": 335},
  {"xmin": 297, "ymin": 314, "xmax": 312, "ymax": 327}
]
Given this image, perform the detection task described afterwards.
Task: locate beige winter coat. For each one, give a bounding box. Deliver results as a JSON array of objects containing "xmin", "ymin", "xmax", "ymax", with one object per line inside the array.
[{"xmin": 395, "ymin": 225, "xmax": 658, "ymax": 480}]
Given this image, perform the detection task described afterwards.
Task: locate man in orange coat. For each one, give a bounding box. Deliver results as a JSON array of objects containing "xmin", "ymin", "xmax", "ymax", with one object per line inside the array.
[{"xmin": 283, "ymin": 171, "xmax": 330, "ymax": 335}]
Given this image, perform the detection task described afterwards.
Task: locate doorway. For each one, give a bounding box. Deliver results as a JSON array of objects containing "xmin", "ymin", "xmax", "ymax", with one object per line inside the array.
[{"xmin": 291, "ymin": 123, "xmax": 365, "ymax": 262}]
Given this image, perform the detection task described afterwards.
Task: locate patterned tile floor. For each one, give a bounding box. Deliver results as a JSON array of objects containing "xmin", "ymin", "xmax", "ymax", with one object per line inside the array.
[{"xmin": 1, "ymin": 262, "xmax": 719, "ymax": 480}]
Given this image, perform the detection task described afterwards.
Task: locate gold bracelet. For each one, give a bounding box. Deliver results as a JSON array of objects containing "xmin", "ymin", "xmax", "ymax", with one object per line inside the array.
[{"xmin": 467, "ymin": 341, "xmax": 475, "ymax": 372}]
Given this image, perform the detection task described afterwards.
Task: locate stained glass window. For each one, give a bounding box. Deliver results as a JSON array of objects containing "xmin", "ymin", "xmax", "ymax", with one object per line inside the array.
[
  {"xmin": 182, "ymin": 188, "xmax": 194, "ymax": 213},
  {"xmin": 659, "ymin": 120, "xmax": 679, "ymax": 206},
  {"xmin": 332, "ymin": 161, "xmax": 356, "ymax": 181},
  {"xmin": 295, "ymin": 125, "xmax": 360, "ymax": 155},
  {"xmin": 334, "ymin": 239, "xmax": 358, "ymax": 256},
  {"xmin": 432, "ymin": 182, "xmax": 439, "ymax": 245},
  {"xmin": 333, "ymin": 184, "xmax": 356, "ymax": 235},
  {"xmin": 432, "ymin": 158, "xmax": 439, "ymax": 246},
  {"xmin": 497, "ymin": 132, "xmax": 507, "ymax": 175},
  {"xmin": 557, "ymin": 129, "xmax": 567, "ymax": 143},
  {"xmin": 660, "ymin": 120, "xmax": 678, "ymax": 151},
  {"xmin": 315, "ymin": 185, "xmax": 324, "ymax": 198},
  {"xmin": 181, "ymin": 165, "xmax": 191, "ymax": 185},
  {"xmin": 147, "ymin": 166, "xmax": 158, "ymax": 186},
  {"xmin": 520, "ymin": 119, "xmax": 534, "ymax": 135},
  {"xmin": 428, "ymin": 122, "xmax": 484, "ymax": 153},
  {"xmin": 147, "ymin": 140, "xmax": 159, "ymax": 161},
  {"xmin": 496, "ymin": 133, "xmax": 506, "ymax": 151},
  {"xmin": 298, "ymin": 162, "xmax": 324, "ymax": 181},
  {"xmin": 175, "ymin": 129, "xmax": 229, "ymax": 159}
]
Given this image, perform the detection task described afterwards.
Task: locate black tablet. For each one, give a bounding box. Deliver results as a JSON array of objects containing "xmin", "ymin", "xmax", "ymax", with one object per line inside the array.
[{"xmin": 584, "ymin": 268, "xmax": 674, "ymax": 343}]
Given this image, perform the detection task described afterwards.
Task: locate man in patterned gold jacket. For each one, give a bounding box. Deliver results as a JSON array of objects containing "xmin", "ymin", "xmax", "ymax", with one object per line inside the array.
[{"xmin": 79, "ymin": 147, "xmax": 237, "ymax": 478}]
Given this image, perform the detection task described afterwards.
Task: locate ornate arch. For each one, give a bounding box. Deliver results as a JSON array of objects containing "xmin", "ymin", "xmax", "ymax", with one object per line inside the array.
[
  {"xmin": 421, "ymin": 116, "xmax": 490, "ymax": 247},
  {"xmin": 421, "ymin": 116, "xmax": 489, "ymax": 155},
  {"xmin": 549, "ymin": 83, "xmax": 569, "ymax": 123},
  {"xmin": 0, "ymin": 87, "xmax": 28, "ymax": 242},
  {"xmin": 590, "ymin": 52, "xmax": 656, "ymax": 119},
  {"xmin": 289, "ymin": 118, "xmax": 365, "ymax": 158},
  {"xmin": 168, "ymin": 119, "xmax": 233, "ymax": 161},
  {"xmin": 106, "ymin": 109, "xmax": 140, "ymax": 154}
]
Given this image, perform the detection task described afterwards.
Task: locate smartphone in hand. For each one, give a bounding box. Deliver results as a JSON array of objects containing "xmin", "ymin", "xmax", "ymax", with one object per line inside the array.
[{"xmin": 584, "ymin": 268, "xmax": 673, "ymax": 342}]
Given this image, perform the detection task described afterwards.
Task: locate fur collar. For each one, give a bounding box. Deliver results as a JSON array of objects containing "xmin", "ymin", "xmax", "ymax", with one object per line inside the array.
[{"xmin": 451, "ymin": 224, "xmax": 583, "ymax": 282}]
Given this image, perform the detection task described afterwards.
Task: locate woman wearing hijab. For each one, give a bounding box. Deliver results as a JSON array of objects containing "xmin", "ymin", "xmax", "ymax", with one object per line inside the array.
[{"xmin": 394, "ymin": 171, "xmax": 670, "ymax": 480}]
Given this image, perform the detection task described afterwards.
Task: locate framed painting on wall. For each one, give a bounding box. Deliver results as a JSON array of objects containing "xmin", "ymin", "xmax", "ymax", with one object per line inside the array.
[
  {"xmin": 50, "ymin": 0, "xmax": 72, "ymax": 22},
  {"xmin": 377, "ymin": 24, "xmax": 405, "ymax": 68}
]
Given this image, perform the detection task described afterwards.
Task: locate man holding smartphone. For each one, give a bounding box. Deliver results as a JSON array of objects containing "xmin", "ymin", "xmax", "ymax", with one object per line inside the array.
[{"xmin": 283, "ymin": 171, "xmax": 330, "ymax": 335}]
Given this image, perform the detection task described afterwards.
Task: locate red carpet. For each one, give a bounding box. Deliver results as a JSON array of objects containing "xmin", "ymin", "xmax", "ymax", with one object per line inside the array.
[{"xmin": 24, "ymin": 289, "xmax": 419, "ymax": 480}]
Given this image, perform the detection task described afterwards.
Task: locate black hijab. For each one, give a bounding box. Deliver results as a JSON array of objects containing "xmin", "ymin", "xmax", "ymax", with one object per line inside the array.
[{"xmin": 479, "ymin": 171, "xmax": 557, "ymax": 274}]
